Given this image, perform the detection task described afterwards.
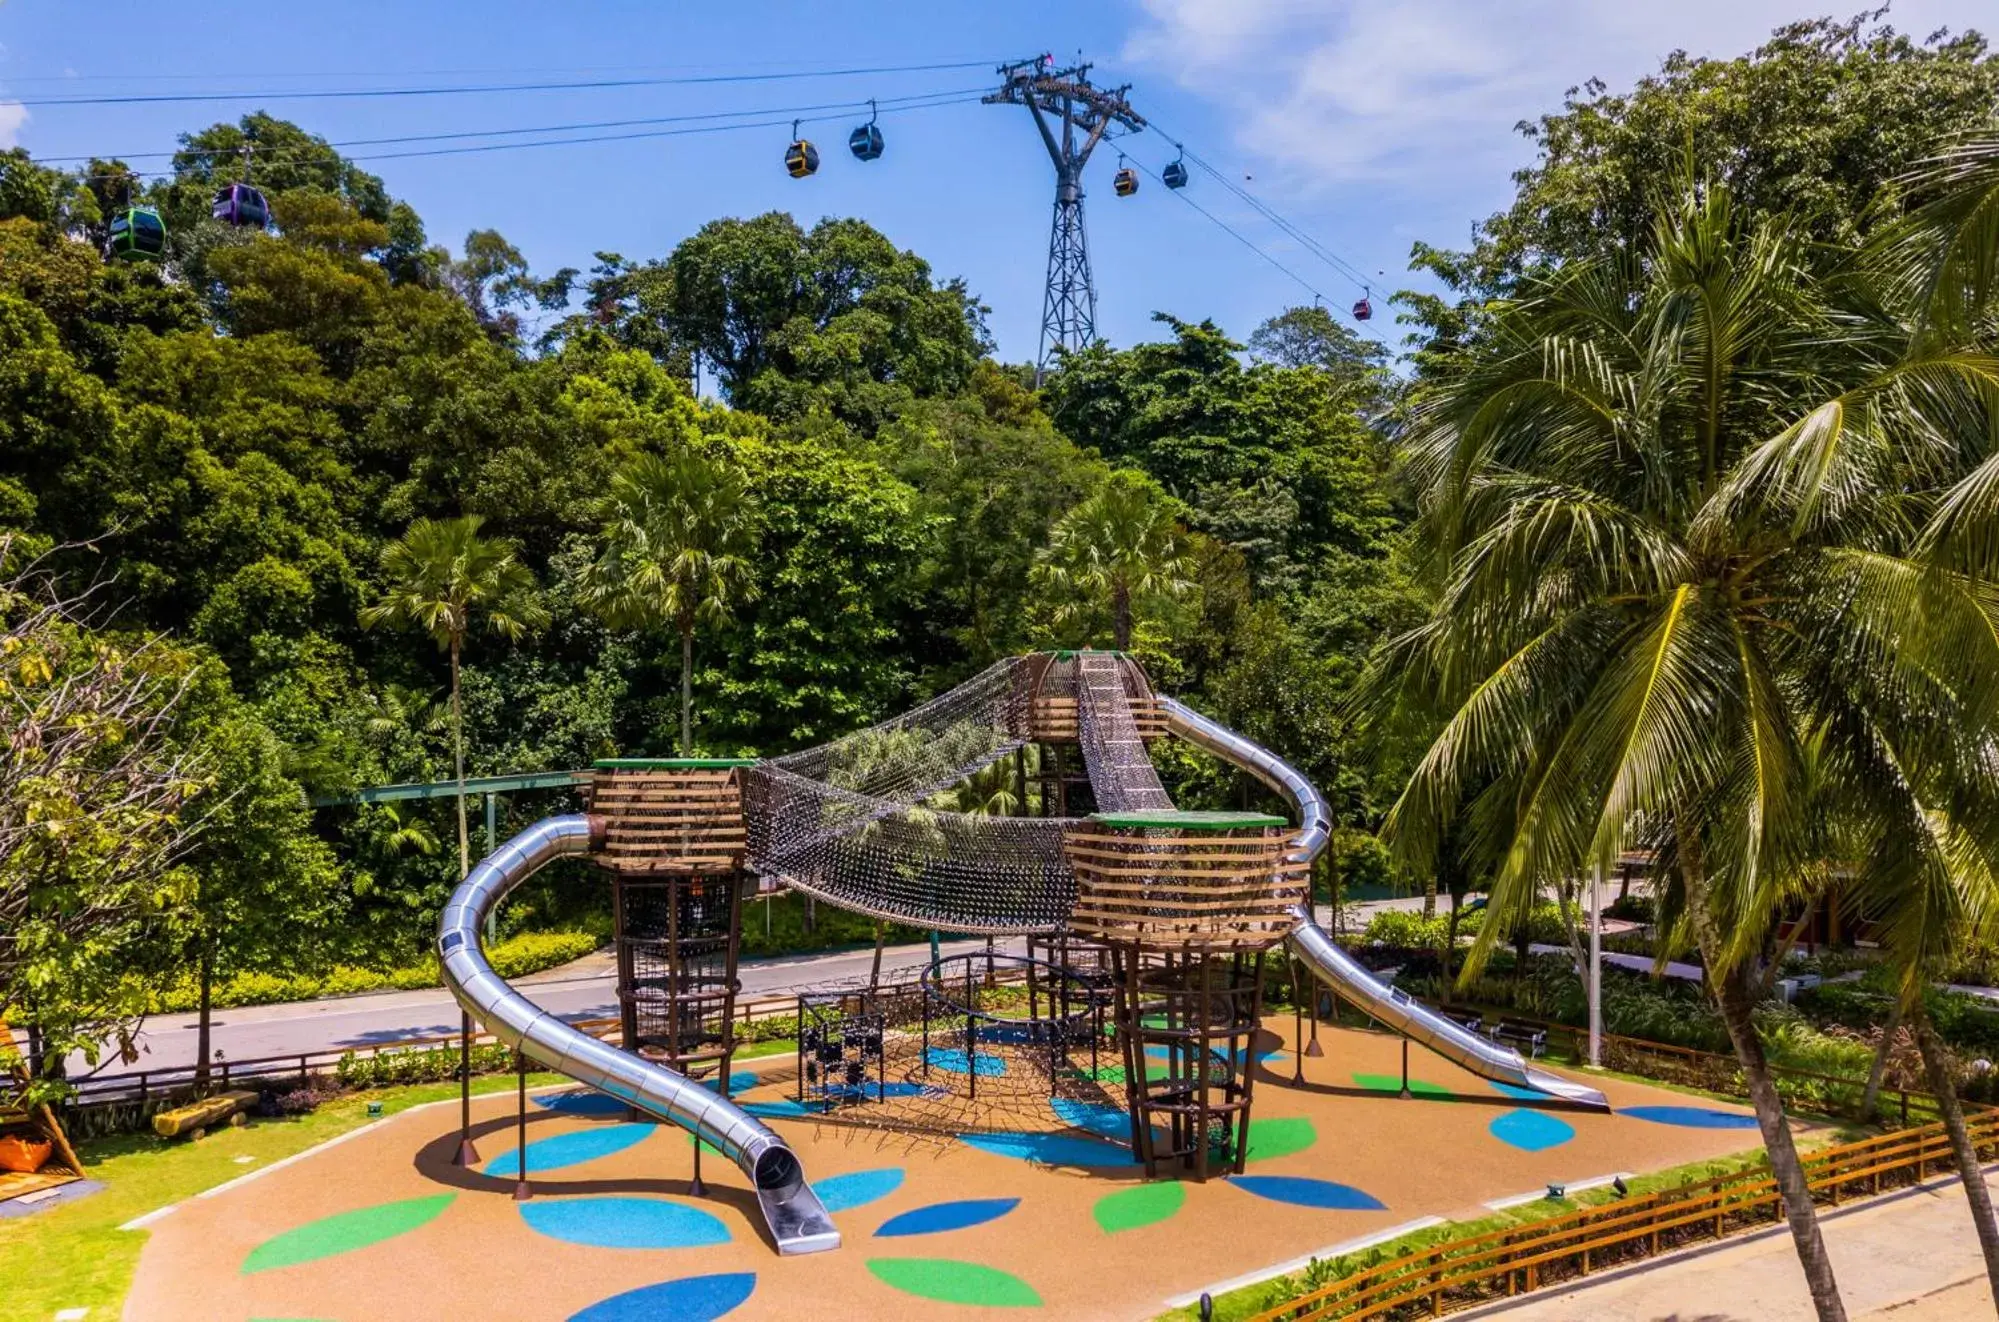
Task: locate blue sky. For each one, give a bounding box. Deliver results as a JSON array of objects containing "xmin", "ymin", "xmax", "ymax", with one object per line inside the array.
[{"xmin": 1, "ymin": 1, "xmax": 1992, "ymax": 363}]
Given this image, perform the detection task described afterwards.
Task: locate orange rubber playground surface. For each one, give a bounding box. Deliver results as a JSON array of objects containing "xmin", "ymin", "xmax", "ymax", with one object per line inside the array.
[{"xmin": 124, "ymin": 1019, "xmax": 1796, "ymax": 1322}]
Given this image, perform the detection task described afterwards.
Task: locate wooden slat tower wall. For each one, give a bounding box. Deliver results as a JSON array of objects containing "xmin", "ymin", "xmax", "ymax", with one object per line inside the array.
[
  {"xmin": 586, "ymin": 760, "xmax": 755, "ymax": 1180},
  {"xmin": 1063, "ymin": 809, "xmax": 1307, "ymax": 1183}
]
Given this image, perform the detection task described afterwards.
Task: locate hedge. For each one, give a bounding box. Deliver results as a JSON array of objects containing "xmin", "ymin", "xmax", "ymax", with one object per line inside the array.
[{"xmin": 145, "ymin": 931, "xmax": 602, "ymax": 1013}]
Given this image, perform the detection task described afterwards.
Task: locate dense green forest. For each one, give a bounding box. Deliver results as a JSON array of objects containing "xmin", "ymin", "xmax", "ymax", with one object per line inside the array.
[{"xmin": 3, "ymin": 13, "xmax": 1996, "ymax": 1084}]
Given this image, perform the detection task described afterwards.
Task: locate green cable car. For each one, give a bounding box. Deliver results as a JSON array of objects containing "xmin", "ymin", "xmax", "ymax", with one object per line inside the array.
[{"xmin": 107, "ymin": 206, "xmax": 167, "ymax": 262}]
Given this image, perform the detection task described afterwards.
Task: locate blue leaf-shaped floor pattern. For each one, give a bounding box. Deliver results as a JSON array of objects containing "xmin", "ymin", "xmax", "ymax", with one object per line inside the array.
[
  {"xmin": 533, "ymin": 1091, "xmax": 630, "ymax": 1118},
  {"xmin": 1230, "ymin": 1175, "xmax": 1387, "ymax": 1210},
  {"xmin": 875, "ymin": 1196, "xmax": 1021, "ymax": 1238},
  {"xmin": 1488, "ymin": 1108, "xmax": 1576, "ymax": 1152},
  {"xmin": 1623, "ymin": 1105, "xmax": 1760, "ymax": 1129},
  {"xmin": 925, "ymin": 1047, "xmax": 1006, "ymax": 1077},
  {"xmin": 960, "ymin": 1131, "xmax": 1139, "ymax": 1167},
  {"xmin": 521, "ymin": 1196, "xmax": 730, "ymax": 1249},
  {"xmin": 815, "ymin": 1168, "xmax": 905, "ymax": 1214},
  {"xmin": 483, "ymin": 1122, "xmax": 654, "ymax": 1177},
  {"xmin": 566, "ymin": 1272, "xmax": 755, "ymax": 1322}
]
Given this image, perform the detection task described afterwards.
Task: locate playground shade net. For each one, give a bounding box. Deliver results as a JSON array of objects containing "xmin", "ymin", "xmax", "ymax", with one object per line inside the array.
[{"xmin": 744, "ymin": 656, "xmax": 1160, "ymax": 934}]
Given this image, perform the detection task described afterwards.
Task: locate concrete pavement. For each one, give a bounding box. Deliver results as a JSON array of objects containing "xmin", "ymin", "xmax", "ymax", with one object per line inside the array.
[{"xmin": 1473, "ymin": 1166, "xmax": 1999, "ymax": 1321}]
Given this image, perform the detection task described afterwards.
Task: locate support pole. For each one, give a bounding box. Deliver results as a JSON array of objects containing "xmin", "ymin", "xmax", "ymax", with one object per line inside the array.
[
  {"xmin": 1400, "ymin": 1038, "xmax": 1411, "ymax": 1099},
  {"xmin": 1291, "ymin": 961, "xmax": 1306, "ymax": 1086},
  {"xmin": 483, "ymin": 793, "xmax": 499, "ymax": 944},
  {"xmin": 454, "ymin": 1010, "xmax": 479, "ymax": 1166},
  {"xmin": 1588, "ymin": 860, "xmax": 1604, "ymax": 1069},
  {"xmin": 511, "ymin": 1051, "xmax": 532, "ymax": 1201}
]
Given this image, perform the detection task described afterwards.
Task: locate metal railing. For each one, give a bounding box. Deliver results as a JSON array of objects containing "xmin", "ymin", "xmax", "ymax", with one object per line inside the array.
[{"xmin": 1250, "ymin": 1111, "xmax": 1999, "ymax": 1321}]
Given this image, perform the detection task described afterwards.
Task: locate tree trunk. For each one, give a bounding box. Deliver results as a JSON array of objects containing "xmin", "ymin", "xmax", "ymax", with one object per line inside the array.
[
  {"xmin": 1860, "ymin": 1000, "xmax": 1904, "ymax": 1122},
  {"xmin": 1112, "ymin": 579, "xmax": 1131, "ymax": 652},
  {"xmin": 869, "ymin": 922, "xmax": 886, "ymax": 993},
  {"xmin": 1422, "ymin": 872, "xmax": 1437, "ymax": 918},
  {"xmin": 1442, "ymin": 891, "xmax": 1461, "ymax": 1005},
  {"xmin": 451, "ymin": 635, "xmax": 469, "ymax": 881},
  {"xmin": 194, "ymin": 942, "xmax": 214, "ymax": 1091},
  {"xmin": 1911, "ymin": 1002, "xmax": 1999, "ymax": 1307},
  {"xmin": 679, "ymin": 621, "xmax": 694, "ymax": 756},
  {"xmin": 1682, "ymin": 833, "xmax": 1846, "ymax": 1322}
]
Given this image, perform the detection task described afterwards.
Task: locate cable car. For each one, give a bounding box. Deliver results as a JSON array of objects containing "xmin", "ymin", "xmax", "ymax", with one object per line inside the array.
[
  {"xmin": 785, "ymin": 120, "xmax": 820, "ymax": 178},
  {"xmin": 1162, "ymin": 158, "xmax": 1188, "ymax": 189},
  {"xmin": 107, "ymin": 206, "xmax": 167, "ymax": 262},
  {"xmin": 1352, "ymin": 294, "xmax": 1373, "ymax": 321},
  {"xmin": 849, "ymin": 101, "xmax": 883, "ymax": 161},
  {"xmin": 1114, "ymin": 167, "xmax": 1138, "ymax": 197},
  {"xmin": 212, "ymin": 182, "xmax": 271, "ymax": 229}
]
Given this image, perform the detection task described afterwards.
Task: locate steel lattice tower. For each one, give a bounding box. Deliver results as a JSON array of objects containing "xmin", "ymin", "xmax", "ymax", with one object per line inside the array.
[{"xmin": 986, "ymin": 57, "xmax": 1145, "ymax": 380}]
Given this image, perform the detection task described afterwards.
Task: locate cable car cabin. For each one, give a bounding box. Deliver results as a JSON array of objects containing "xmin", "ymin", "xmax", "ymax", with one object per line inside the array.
[
  {"xmin": 848, "ymin": 122, "xmax": 883, "ymax": 162},
  {"xmin": 107, "ymin": 206, "xmax": 166, "ymax": 262},
  {"xmin": 1114, "ymin": 167, "xmax": 1139, "ymax": 197},
  {"xmin": 1162, "ymin": 159, "xmax": 1188, "ymax": 189},
  {"xmin": 785, "ymin": 139, "xmax": 820, "ymax": 178},
  {"xmin": 1352, "ymin": 295, "xmax": 1373, "ymax": 321},
  {"xmin": 211, "ymin": 182, "xmax": 271, "ymax": 229}
]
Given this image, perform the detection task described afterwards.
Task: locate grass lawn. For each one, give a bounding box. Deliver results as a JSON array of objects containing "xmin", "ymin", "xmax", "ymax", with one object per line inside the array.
[
  {"xmin": 1, "ymin": 1041, "xmax": 803, "ymax": 1322},
  {"xmin": 0, "ymin": 1073, "xmax": 563, "ymax": 1322}
]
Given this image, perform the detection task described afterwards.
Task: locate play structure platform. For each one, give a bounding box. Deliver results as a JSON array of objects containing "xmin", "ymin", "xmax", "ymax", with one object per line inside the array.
[{"xmin": 436, "ymin": 652, "xmax": 1609, "ymax": 1256}]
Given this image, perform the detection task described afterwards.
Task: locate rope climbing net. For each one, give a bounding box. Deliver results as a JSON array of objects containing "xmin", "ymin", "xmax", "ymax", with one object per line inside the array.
[{"xmin": 743, "ymin": 656, "xmax": 1081, "ymax": 934}]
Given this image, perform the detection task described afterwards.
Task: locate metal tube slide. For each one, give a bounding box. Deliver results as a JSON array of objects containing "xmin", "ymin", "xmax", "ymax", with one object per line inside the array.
[
  {"xmin": 437, "ymin": 814, "xmax": 840, "ymax": 1254},
  {"xmin": 1158, "ymin": 698, "xmax": 1608, "ymax": 1110}
]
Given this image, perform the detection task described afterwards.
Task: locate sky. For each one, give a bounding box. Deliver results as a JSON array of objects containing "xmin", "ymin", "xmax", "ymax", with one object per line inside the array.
[{"xmin": 1, "ymin": 0, "xmax": 1993, "ymax": 363}]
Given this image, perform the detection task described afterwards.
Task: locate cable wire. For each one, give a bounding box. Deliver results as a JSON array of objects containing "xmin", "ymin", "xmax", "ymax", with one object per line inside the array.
[
  {"xmin": 1139, "ymin": 117, "xmax": 1375, "ymax": 293},
  {"xmin": 30, "ymin": 88, "xmax": 987, "ymax": 166},
  {"xmin": 8, "ymin": 60, "xmax": 996, "ymax": 108}
]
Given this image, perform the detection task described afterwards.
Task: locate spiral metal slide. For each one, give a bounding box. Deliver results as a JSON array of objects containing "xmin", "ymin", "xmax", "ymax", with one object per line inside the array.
[
  {"xmin": 437, "ymin": 814, "xmax": 839, "ymax": 1255},
  {"xmin": 1160, "ymin": 697, "xmax": 1611, "ymax": 1111}
]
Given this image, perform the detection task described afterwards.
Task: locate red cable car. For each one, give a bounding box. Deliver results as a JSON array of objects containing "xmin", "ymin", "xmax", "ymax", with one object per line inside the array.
[{"xmin": 1352, "ymin": 294, "xmax": 1373, "ymax": 321}]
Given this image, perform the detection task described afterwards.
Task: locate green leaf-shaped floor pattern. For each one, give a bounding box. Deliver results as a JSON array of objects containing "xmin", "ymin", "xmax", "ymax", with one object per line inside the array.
[
  {"xmin": 242, "ymin": 1194, "xmax": 454, "ymax": 1274},
  {"xmin": 1092, "ymin": 1181, "xmax": 1185, "ymax": 1234},
  {"xmin": 1243, "ymin": 1116, "xmax": 1317, "ymax": 1163},
  {"xmin": 866, "ymin": 1258, "xmax": 1043, "ymax": 1307}
]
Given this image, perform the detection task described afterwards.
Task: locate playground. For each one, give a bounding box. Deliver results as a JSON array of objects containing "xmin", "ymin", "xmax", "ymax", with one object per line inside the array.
[
  {"xmin": 121, "ymin": 1017, "xmax": 1785, "ymax": 1321},
  {"xmin": 102, "ymin": 650, "xmax": 1806, "ymax": 1319}
]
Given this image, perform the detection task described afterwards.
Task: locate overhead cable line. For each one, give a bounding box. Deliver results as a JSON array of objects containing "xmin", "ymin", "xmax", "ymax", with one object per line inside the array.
[
  {"xmin": 31, "ymin": 88, "xmax": 987, "ymax": 166},
  {"xmin": 1140, "ymin": 116, "xmax": 1375, "ymax": 293},
  {"xmin": 1123, "ymin": 142, "xmax": 1387, "ymax": 339},
  {"xmin": 0, "ymin": 57, "xmax": 1000, "ymax": 85},
  {"xmin": 44, "ymin": 93, "xmax": 986, "ymax": 178},
  {"xmin": 7, "ymin": 59, "xmax": 998, "ymax": 108}
]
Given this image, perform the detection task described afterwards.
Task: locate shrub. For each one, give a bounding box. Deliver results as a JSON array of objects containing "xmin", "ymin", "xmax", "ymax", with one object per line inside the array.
[
  {"xmin": 335, "ymin": 1042, "xmax": 516, "ymax": 1090},
  {"xmin": 144, "ymin": 931, "xmax": 602, "ymax": 1013}
]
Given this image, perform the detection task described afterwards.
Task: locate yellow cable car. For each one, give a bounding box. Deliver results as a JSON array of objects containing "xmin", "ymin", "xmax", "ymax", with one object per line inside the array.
[
  {"xmin": 1114, "ymin": 167, "xmax": 1138, "ymax": 197},
  {"xmin": 785, "ymin": 120, "xmax": 820, "ymax": 178}
]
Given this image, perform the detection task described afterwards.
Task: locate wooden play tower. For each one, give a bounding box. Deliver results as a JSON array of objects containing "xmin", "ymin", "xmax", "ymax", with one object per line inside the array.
[
  {"xmin": 1066, "ymin": 810, "xmax": 1306, "ymax": 1179},
  {"xmin": 586, "ymin": 757, "xmax": 756, "ymax": 1188}
]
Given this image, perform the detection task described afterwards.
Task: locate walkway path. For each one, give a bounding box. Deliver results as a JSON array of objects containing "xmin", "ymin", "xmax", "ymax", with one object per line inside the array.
[
  {"xmin": 59, "ymin": 935, "xmax": 1023, "ymax": 1081},
  {"xmin": 1475, "ymin": 1166, "xmax": 1999, "ymax": 1321}
]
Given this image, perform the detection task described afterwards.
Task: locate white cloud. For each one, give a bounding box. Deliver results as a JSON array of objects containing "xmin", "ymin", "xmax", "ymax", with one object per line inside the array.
[
  {"xmin": 1125, "ymin": 0, "xmax": 1995, "ymax": 194},
  {"xmin": 0, "ymin": 100, "xmax": 25, "ymax": 150}
]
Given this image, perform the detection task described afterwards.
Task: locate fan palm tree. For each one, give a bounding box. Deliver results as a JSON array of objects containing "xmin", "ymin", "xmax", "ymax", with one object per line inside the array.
[
  {"xmin": 361, "ymin": 515, "xmax": 547, "ymax": 879},
  {"xmin": 578, "ymin": 449, "xmax": 759, "ymax": 755},
  {"xmin": 1033, "ymin": 471, "xmax": 1192, "ymax": 651},
  {"xmin": 1373, "ymin": 153, "xmax": 1999, "ymax": 1322}
]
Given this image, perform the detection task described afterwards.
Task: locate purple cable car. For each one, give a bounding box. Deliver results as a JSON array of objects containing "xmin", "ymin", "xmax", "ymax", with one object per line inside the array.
[{"xmin": 211, "ymin": 182, "xmax": 271, "ymax": 229}]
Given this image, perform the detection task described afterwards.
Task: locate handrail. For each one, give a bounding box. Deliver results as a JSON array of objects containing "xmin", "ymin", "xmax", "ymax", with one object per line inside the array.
[
  {"xmin": 45, "ymin": 987, "xmax": 812, "ymax": 1110},
  {"xmin": 1252, "ymin": 1110, "xmax": 1999, "ymax": 1320}
]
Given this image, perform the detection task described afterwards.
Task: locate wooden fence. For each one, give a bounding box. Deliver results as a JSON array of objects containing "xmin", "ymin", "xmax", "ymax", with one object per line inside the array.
[{"xmin": 1249, "ymin": 1111, "xmax": 1999, "ymax": 1321}]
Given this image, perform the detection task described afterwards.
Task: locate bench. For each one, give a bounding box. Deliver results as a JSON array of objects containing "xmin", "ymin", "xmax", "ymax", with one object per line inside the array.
[
  {"xmin": 1488, "ymin": 1020, "xmax": 1548, "ymax": 1058},
  {"xmin": 1439, "ymin": 1007, "xmax": 1484, "ymax": 1035}
]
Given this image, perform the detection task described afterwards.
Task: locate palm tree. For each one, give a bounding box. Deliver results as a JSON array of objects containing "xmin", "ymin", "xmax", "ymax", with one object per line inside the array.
[
  {"xmin": 361, "ymin": 515, "xmax": 547, "ymax": 879},
  {"xmin": 578, "ymin": 449, "xmax": 759, "ymax": 755},
  {"xmin": 1373, "ymin": 157, "xmax": 1999, "ymax": 1322},
  {"xmin": 1033, "ymin": 471, "xmax": 1192, "ymax": 651}
]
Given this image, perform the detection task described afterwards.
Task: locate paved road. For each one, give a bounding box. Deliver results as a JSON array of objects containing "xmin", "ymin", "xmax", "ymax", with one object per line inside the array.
[
  {"xmin": 74, "ymin": 935, "xmax": 1025, "ymax": 1080},
  {"xmin": 1473, "ymin": 1165, "xmax": 1999, "ymax": 1321}
]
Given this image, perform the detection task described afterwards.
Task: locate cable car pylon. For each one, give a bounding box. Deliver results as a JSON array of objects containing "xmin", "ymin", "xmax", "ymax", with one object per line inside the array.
[{"xmin": 984, "ymin": 55, "xmax": 1144, "ymax": 382}]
